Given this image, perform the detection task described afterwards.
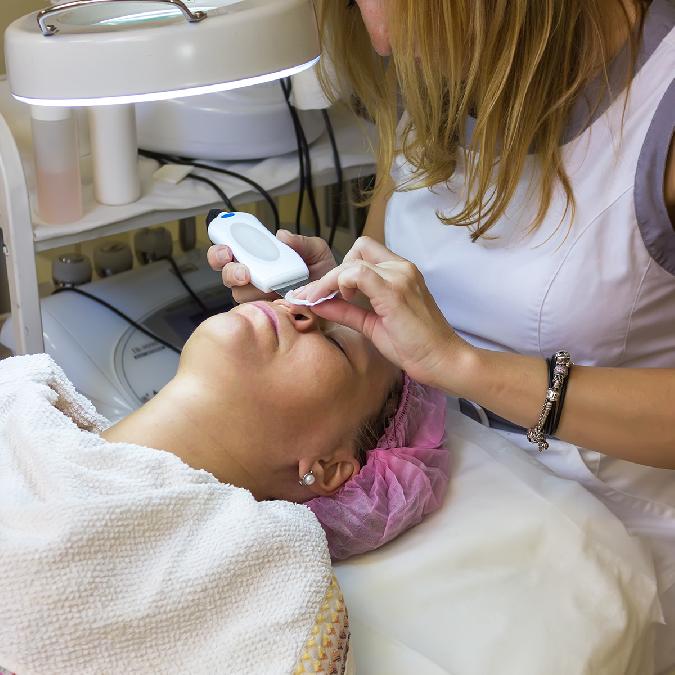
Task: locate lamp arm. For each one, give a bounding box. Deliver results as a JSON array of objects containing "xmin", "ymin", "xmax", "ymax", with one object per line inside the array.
[{"xmin": 37, "ymin": 0, "xmax": 207, "ymax": 36}]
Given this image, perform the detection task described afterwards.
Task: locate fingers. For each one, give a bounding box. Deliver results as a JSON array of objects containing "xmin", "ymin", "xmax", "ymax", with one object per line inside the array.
[
  {"xmin": 207, "ymin": 245, "xmax": 253, "ymax": 290},
  {"xmin": 231, "ymin": 286, "xmax": 279, "ymax": 304},
  {"xmin": 221, "ymin": 262, "xmax": 250, "ymax": 288},
  {"xmin": 300, "ymin": 260, "xmax": 394, "ymax": 312},
  {"xmin": 310, "ymin": 298, "xmax": 375, "ymax": 338},
  {"xmin": 343, "ymin": 236, "xmax": 406, "ymax": 266},
  {"xmin": 276, "ymin": 230, "xmax": 336, "ymax": 279},
  {"xmin": 207, "ymin": 244, "xmax": 233, "ymax": 271},
  {"xmin": 292, "ymin": 237, "xmax": 405, "ymax": 302},
  {"xmin": 208, "ymin": 244, "xmax": 274, "ymax": 303},
  {"xmin": 277, "ymin": 230, "xmax": 329, "ymax": 265}
]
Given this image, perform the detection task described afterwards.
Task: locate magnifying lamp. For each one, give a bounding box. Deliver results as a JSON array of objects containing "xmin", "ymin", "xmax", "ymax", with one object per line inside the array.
[{"xmin": 4, "ymin": 0, "xmax": 321, "ymax": 207}]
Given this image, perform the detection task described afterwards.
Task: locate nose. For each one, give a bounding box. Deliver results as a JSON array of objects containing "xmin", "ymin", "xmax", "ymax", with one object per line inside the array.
[{"xmin": 274, "ymin": 300, "xmax": 321, "ymax": 334}]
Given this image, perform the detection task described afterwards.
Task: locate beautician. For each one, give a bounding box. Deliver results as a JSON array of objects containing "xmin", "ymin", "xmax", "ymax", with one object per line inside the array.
[{"xmin": 208, "ymin": 0, "xmax": 675, "ymax": 670}]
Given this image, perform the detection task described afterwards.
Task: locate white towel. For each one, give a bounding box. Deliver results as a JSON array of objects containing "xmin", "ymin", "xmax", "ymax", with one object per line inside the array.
[{"xmin": 0, "ymin": 354, "xmax": 332, "ymax": 675}]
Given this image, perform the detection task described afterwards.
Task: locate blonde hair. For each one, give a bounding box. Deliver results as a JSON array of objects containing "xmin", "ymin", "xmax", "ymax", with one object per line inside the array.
[{"xmin": 315, "ymin": 0, "xmax": 649, "ymax": 240}]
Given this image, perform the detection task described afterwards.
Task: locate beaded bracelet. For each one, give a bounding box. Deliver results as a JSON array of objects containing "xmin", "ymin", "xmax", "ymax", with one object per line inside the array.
[{"xmin": 526, "ymin": 351, "xmax": 573, "ymax": 452}]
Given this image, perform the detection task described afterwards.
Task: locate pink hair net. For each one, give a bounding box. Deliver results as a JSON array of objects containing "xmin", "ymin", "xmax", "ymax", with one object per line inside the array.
[{"xmin": 307, "ymin": 374, "xmax": 449, "ymax": 560}]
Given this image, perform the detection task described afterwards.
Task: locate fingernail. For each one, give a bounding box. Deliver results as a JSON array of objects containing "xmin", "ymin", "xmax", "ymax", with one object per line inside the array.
[
  {"xmin": 235, "ymin": 269, "xmax": 247, "ymax": 283},
  {"xmin": 298, "ymin": 285, "xmax": 313, "ymax": 300},
  {"xmin": 217, "ymin": 248, "xmax": 230, "ymax": 265}
]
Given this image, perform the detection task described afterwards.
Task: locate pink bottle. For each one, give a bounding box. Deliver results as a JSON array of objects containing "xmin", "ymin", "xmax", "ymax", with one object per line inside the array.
[{"xmin": 31, "ymin": 105, "xmax": 83, "ymax": 224}]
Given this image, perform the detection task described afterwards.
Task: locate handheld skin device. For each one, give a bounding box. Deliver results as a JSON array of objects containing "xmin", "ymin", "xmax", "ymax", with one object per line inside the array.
[{"xmin": 207, "ymin": 211, "xmax": 309, "ymax": 297}]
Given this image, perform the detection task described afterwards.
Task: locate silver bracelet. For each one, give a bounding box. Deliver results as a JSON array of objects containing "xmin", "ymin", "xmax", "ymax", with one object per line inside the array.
[{"xmin": 526, "ymin": 350, "xmax": 572, "ymax": 452}]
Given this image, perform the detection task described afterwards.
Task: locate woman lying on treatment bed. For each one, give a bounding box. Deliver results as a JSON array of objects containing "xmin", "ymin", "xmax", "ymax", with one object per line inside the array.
[
  {"xmin": 0, "ymin": 299, "xmax": 448, "ymax": 675},
  {"xmin": 0, "ymin": 294, "xmax": 661, "ymax": 675},
  {"xmin": 103, "ymin": 299, "xmax": 404, "ymax": 502}
]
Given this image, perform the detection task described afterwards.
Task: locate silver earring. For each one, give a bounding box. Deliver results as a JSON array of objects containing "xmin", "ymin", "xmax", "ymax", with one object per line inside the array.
[{"xmin": 299, "ymin": 471, "xmax": 316, "ymax": 487}]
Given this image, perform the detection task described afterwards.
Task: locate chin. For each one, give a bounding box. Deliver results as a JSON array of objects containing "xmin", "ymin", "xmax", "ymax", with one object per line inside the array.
[
  {"xmin": 262, "ymin": 486, "xmax": 310, "ymax": 504},
  {"xmin": 197, "ymin": 311, "xmax": 252, "ymax": 346},
  {"xmin": 374, "ymin": 43, "xmax": 392, "ymax": 56}
]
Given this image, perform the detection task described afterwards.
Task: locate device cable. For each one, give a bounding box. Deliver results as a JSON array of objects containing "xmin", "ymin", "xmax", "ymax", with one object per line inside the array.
[
  {"xmin": 299, "ymin": 117, "xmax": 322, "ymax": 238},
  {"xmin": 140, "ymin": 149, "xmax": 237, "ymax": 213},
  {"xmin": 279, "ymin": 79, "xmax": 307, "ymax": 234},
  {"xmin": 322, "ymin": 109, "xmax": 344, "ymax": 249},
  {"xmin": 280, "ymin": 78, "xmax": 322, "ymax": 237},
  {"xmin": 139, "ymin": 149, "xmax": 280, "ymax": 231},
  {"xmin": 186, "ymin": 161, "xmax": 279, "ymax": 231},
  {"xmin": 162, "ymin": 255, "xmax": 210, "ymax": 314},
  {"xmin": 187, "ymin": 174, "xmax": 236, "ymax": 213},
  {"xmin": 52, "ymin": 286, "xmax": 181, "ymax": 354}
]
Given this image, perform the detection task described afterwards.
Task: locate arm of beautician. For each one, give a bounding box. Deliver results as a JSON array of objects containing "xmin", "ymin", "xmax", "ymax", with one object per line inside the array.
[{"xmin": 296, "ymin": 235, "xmax": 675, "ymax": 470}]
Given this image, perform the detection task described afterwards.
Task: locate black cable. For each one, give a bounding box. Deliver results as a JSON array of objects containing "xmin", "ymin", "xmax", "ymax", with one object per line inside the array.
[
  {"xmin": 322, "ymin": 109, "xmax": 343, "ymax": 249},
  {"xmin": 279, "ymin": 79, "xmax": 306, "ymax": 234},
  {"xmin": 52, "ymin": 286, "xmax": 181, "ymax": 354},
  {"xmin": 281, "ymin": 78, "xmax": 322, "ymax": 237},
  {"xmin": 126, "ymin": 150, "xmax": 214, "ymax": 312},
  {"xmin": 139, "ymin": 149, "xmax": 280, "ymax": 231},
  {"xmin": 162, "ymin": 255, "xmax": 209, "ymax": 314},
  {"xmin": 301, "ymin": 124, "xmax": 322, "ymax": 237},
  {"xmin": 187, "ymin": 174, "xmax": 236, "ymax": 213},
  {"xmin": 297, "ymin": 116, "xmax": 322, "ymax": 237},
  {"xmin": 188, "ymin": 161, "xmax": 279, "ymax": 232}
]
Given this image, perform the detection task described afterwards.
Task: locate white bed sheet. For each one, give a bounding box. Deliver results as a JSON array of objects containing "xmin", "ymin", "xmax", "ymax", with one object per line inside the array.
[{"xmin": 335, "ymin": 406, "xmax": 661, "ymax": 675}]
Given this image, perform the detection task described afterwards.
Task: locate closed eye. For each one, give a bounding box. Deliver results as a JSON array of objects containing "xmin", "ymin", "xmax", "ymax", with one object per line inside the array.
[{"xmin": 326, "ymin": 334, "xmax": 349, "ymax": 360}]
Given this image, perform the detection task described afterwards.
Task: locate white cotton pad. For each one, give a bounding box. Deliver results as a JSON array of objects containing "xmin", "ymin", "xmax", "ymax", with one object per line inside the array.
[{"xmin": 284, "ymin": 290, "xmax": 338, "ymax": 307}]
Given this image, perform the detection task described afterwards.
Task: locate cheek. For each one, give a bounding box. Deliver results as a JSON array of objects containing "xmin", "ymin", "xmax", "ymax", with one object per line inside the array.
[
  {"xmin": 280, "ymin": 344, "xmax": 353, "ymax": 410},
  {"xmin": 356, "ymin": 0, "xmax": 391, "ymax": 56}
]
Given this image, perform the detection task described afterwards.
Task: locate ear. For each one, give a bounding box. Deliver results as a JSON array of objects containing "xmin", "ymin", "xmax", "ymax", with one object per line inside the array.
[{"xmin": 299, "ymin": 451, "xmax": 361, "ymax": 497}]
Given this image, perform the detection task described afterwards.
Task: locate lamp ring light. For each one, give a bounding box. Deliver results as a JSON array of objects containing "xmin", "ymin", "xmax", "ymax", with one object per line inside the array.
[{"xmin": 37, "ymin": 0, "xmax": 207, "ymax": 37}]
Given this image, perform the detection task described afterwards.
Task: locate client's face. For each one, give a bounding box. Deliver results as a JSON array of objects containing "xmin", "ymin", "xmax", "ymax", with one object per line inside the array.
[{"xmin": 179, "ymin": 300, "xmax": 399, "ymax": 500}]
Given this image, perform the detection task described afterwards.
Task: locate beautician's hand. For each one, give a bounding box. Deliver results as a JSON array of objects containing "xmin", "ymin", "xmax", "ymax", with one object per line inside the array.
[
  {"xmin": 207, "ymin": 230, "xmax": 336, "ymax": 303},
  {"xmin": 294, "ymin": 237, "xmax": 473, "ymax": 389}
]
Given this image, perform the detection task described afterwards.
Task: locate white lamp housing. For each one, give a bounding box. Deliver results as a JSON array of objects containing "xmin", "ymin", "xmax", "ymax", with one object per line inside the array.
[{"xmin": 4, "ymin": 0, "xmax": 321, "ymax": 206}]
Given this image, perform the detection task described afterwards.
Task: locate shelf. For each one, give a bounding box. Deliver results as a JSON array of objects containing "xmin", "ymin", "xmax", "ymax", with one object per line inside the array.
[
  {"xmin": 0, "ymin": 77, "xmax": 377, "ymax": 252},
  {"xmin": 33, "ymin": 162, "xmax": 370, "ymax": 252},
  {"xmin": 0, "ymin": 75, "xmax": 377, "ymax": 355}
]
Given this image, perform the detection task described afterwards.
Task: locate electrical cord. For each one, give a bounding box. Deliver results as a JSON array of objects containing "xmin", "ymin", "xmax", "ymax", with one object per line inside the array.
[
  {"xmin": 187, "ymin": 160, "xmax": 280, "ymax": 232},
  {"xmin": 280, "ymin": 78, "xmax": 322, "ymax": 237},
  {"xmin": 187, "ymin": 174, "xmax": 236, "ymax": 213},
  {"xmin": 299, "ymin": 115, "xmax": 322, "ymax": 237},
  {"xmin": 139, "ymin": 149, "xmax": 280, "ymax": 231},
  {"xmin": 279, "ymin": 79, "xmax": 306, "ymax": 234},
  {"xmin": 162, "ymin": 255, "xmax": 209, "ymax": 314},
  {"xmin": 52, "ymin": 286, "xmax": 182, "ymax": 354},
  {"xmin": 52, "ymin": 252, "xmax": 218, "ymax": 354},
  {"xmin": 141, "ymin": 149, "xmax": 236, "ymax": 213},
  {"xmin": 322, "ymin": 109, "xmax": 343, "ymax": 249}
]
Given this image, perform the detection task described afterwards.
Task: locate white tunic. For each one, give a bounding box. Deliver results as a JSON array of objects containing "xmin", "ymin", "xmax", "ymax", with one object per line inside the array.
[{"xmin": 386, "ymin": 1, "xmax": 675, "ymax": 671}]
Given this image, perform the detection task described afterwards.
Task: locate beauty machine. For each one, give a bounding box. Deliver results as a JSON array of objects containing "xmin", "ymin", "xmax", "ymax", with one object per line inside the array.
[
  {"xmin": 0, "ymin": 0, "xmax": 323, "ymax": 371},
  {"xmin": 4, "ymin": 0, "xmax": 322, "ymax": 207}
]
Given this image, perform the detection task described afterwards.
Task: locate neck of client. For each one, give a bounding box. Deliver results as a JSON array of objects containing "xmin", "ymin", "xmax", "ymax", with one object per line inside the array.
[{"xmin": 101, "ymin": 373, "xmax": 266, "ymax": 498}]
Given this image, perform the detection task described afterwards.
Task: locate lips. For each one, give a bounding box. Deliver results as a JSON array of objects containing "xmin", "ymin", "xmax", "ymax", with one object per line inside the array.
[{"xmin": 251, "ymin": 302, "xmax": 280, "ymax": 338}]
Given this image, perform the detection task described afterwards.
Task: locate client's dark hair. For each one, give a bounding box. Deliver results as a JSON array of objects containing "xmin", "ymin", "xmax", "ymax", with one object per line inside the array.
[{"xmin": 353, "ymin": 373, "xmax": 404, "ymax": 466}]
